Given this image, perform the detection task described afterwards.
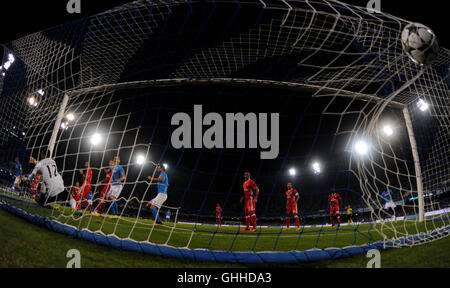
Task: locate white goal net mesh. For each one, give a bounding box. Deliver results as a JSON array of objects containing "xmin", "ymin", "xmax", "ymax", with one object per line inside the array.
[{"xmin": 0, "ymin": 0, "xmax": 448, "ymax": 262}]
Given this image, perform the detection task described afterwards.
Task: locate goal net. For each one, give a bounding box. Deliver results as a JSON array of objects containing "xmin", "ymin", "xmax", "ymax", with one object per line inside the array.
[{"xmin": 0, "ymin": 0, "xmax": 449, "ymax": 264}]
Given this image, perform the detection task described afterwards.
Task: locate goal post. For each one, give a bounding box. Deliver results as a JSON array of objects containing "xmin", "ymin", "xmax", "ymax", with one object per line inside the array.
[
  {"xmin": 48, "ymin": 93, "xmax": 70, "ymax": 159},
  {"xmin": 403, "ymin": 106, "xmax": 425, "ymax": 222}
]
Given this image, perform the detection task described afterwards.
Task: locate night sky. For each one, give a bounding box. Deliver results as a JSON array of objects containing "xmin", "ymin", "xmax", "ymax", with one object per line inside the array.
[{"xmin": 0, "ymin": 1, "xmax": 448, "ymax": 47}]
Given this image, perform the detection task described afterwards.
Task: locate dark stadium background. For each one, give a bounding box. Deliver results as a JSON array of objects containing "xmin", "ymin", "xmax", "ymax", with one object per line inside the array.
[
  {"xmin": 0, "ymin": 0, "xmax": 448, "ymax": 224},
  {"xmin": 0, "ymin": 0, "xmax": 448, "ymax": 47}
]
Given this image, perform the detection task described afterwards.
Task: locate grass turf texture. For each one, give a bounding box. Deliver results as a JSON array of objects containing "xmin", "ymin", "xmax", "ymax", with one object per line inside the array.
[
  {"xmin": 1, "ymin": 191, "xmax": 449, "ymax": 267},
  {"xmin": 1, "ymin": 207, "xmax": 450, "ymax": 268}
]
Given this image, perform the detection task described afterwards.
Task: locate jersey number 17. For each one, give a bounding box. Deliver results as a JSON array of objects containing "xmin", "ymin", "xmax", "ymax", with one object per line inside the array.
[{"xmin": 46, "ymin": 165, "xmax": 58, "ymax": 178}]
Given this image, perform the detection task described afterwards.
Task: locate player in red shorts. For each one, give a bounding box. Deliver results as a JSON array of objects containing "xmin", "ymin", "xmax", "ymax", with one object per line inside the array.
[
  {"xmin": 328, "ymin": 188, "xmax": 343, "ymax": 228},
  {"xmin": 284, "ymin": 182, "xmax": 300, "ymax": 231},
  {"xmin": 96, "ymin": 161, "xmax": 114, "ymax": 215},
  {"xmin": 240, "ymin": 171, "xmax": 260, "ymax": 232},
  {"xmin": 70, "ymin": 182, "xmax": 82, "ymax": 211},
  {"xmin": 216, "ymin": 203, "xmax": 223, "ymax": 226},
  {"xmin": 79, "ymin": 162, "xmax": 93, "ymax": 213},
  {"xmin": 30, "ymin": 173, "xmax": 41, "ymax": 200}
]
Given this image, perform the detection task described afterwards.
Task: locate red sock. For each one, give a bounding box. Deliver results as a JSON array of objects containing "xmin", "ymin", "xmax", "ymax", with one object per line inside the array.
[
  {"xmin": 245, "ymin": 216, "xmax": 250, "ymax": 228},
  {"xmin": 251, "ymin": 214, "xmax": 257, "ymax": 229},
  {"xmin": 85, "ymin": 201, "xmax": 93, "ymax": 213},
  {"xmin": 286, "ymin": 218, "xmax": 290, "ymax": 228},
  {"xmin": 295, "ymin": 216, "xmax": 300, "ymax": 228},
  {"xmin": 331, "ymin": 217, "xmax": 335, "ymax": 227},
  {"xmin": 337, "ymin": 216, "xmax": 341, "ymax": 227},
  {"xmin": 98, "ymin": 202, "xmax": 104, "ymax": 214}
]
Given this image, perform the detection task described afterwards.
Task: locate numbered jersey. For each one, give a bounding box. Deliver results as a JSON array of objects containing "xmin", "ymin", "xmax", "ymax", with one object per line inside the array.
[{"xmin": 30, "ymin": 158, "xmax": 65, "ymax": 197}]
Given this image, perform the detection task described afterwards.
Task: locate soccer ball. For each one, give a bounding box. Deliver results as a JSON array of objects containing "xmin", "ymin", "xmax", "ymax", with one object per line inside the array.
[{"xmin": 401, "ymin": 23, "xmax": 439, "ymax": 66}]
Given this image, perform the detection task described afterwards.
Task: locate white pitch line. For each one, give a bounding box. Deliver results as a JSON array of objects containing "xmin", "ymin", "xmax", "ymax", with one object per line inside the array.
[{"xmin": 52, "ymin": 215, "xmax": 421, "ymax": 239}]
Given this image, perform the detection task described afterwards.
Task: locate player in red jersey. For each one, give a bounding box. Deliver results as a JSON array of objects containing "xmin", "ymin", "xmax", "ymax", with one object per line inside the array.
[
  {"xmin": 284, "ymin": 182, "xmax": 300, "ymax": 231},
  {"xmin": 96, "ymin": 160, "xmax": 114, "ymax": 215},
  {"xmin": 70, "ymin": 182, "xmax": 82, "ymax": 211},
  {"xmin": 328, "ymin": 188, "xmax": 343, "ymax": 228},
  {"xmin": 216, "ymin": 203, "xmax": 223, "ymax": 226},
  {"xmin": 30, "ymin": 173, "xmax": 41, "ymax": 200},
  {"xmin": 240, "ymin": 171, "xmax": 260, "ymax": 232},
  {"xmin": 79, "ymin": 162, "xmax": 93, "ymax": 213}
]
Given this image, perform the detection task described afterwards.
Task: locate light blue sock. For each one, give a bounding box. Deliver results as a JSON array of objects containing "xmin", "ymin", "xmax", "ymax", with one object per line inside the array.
[
  {"xmin": 111, "ymin": 202, "xmax": 117, "ymax": 215},
  {"xmin": 114, "ymin": 202, "xmax": 119, "ymax": 215},
  {"xmin": 152, "ymin": 209, "xmax": 161, "ymax": 222}
]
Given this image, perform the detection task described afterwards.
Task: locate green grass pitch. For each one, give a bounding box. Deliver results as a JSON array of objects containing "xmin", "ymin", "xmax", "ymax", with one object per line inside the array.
[{"xmin": 0, "ymin": 192, "xmax": 449, "ymax": 268}]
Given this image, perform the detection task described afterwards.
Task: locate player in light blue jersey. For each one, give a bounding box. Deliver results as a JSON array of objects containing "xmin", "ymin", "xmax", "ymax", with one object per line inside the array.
[
  {"xmin": 107, "ymin": 156, "xmax": 126, "ymax": 218},
  {"xmin": 381, "ymin": 188, "xmax": 397, "ymax": 221},
  {"xmin": 166, "ymin": 210, "xmax": 171, "ymax": 222},
  {"xmin": 146, "ymin": 165, "xmax": 169, "ymax": 225},
  {"xmin": 13, "ymin": 157, "xmax": 23, "ymax": 196}
]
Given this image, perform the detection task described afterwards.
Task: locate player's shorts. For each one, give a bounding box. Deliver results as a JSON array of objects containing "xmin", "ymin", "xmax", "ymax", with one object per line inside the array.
[
  {"xmin": 108, "ymin": 184, "xmax": 123, "ymax": 199},
  {"xmin": 69, "ymin": 198, "xmax": 77, "ymax": 209},
  {"xmin": 86, "ymin": 193, "xmax": 93, "ymax": 205},
  {"xmin": 14, "ymin": 176, "xmax": 21, "ymax": 186},
  {"xmin": 245, "ymin": 197, "xmax": 256, "ymax": 214},
  {"xmin": 82, "ymin": 185, "xmax": 91, "ymax": 198},
  {"xmin": 31, "ymin": 183, "xmax": 39, "ymax": 191},
  {"xmin": 37, "ymin": 189, "xmax": 69, "ymax": 207},
  {"xmin": 384, "ymin": 201, "xmax": 397, "ymax": 210},
  {"xmin": 287, "ymin": 204, "xmax": 298, "ymax": 216},
  {"xmin": 330, "ymin": 206, "xmax": 340, "ymax": 215},
  {"xmin": 47, "ymin": 183, "xmax": 66, "ymax": 198},
  {"xmin": 72, "ymin": 192, "xmax": 81, "ymax": 202},
  {"xmin": 151, "ymin": 193, "xmax": 168, "ymax": 209},
  {"xmin": 100, "ymin": 187, "xmax": 109, "ymax": 199}
]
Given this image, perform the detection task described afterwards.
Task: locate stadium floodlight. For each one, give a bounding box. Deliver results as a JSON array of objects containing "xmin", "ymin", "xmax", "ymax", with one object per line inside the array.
[
  {"xmin": 163, "ymin": 163, "xmax": 169, "ymax": 170},
  {"xmin": 3, "ymin": 62, "xmax": 11, "ymax": 70},
  {"xmin": 2, "ymin": 54, "xmax": 15, "ymax": 72},
  {"xmin": 136, "ymin": 155, "xmax": 146, "ymax": 165},
  {"xmin": 8, "ymin": 54, "xmax": 15, "ymax": 64},
  {"xmin": 382, "ymin": 125, "xmax": 394, "ymax": 137},
  {"xmin": 37, "ymin": 89, "xmax": 45, "ymax": 96},
  {"xmin": 289, "ymin": 168, "xmax": 296, "ymax": 176},
  {"xmin": 90, "ymin": 133, "xmax": 102, "ymax": 146},
  {"xmin": 61, "ymin": 122, "xmax": 69, "ymax": 130},
  {"xmin": 354, "ymin": 139, "xmax": 369, "ymax": 156},
  {"xmin": 66, "ymin": 113, "xmax": 75, "ymax": 122},
  {"xmin": 417, "ymin": 99, "xmax": 429, "ymax": 112},
  {"xmin": 312, "ymin": 162, "xmax": 321, "ymax": 175},
  {"xmin": 27, "ymin": 96, "xmax": 37, "ymax": 106}
]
